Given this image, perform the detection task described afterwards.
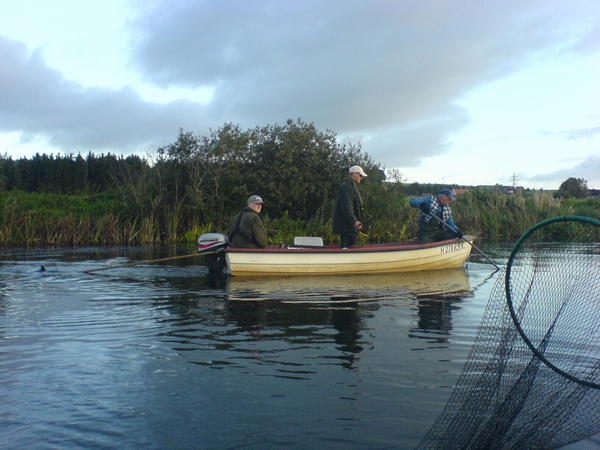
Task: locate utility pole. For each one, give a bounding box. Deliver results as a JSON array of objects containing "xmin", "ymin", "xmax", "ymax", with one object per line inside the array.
[{"xmin": 511, "ymin": 173, "xmax": 518, "ymax": 188}]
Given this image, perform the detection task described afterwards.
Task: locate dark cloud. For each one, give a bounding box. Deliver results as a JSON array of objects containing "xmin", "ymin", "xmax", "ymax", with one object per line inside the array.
[
  {"xmin": 131, "ymin": 0, "xmax": 600, "ymax": 164},
  {"xmin": 343, "ymin": 103, "xmax": 471, "ymax": 168},
  {"xmin": 1, "ymin": 0, "xmax": 599, "ymax": 175},
  {"xmin": 0, "ymin": 36, "xmax": 205, "ymax": 154}
]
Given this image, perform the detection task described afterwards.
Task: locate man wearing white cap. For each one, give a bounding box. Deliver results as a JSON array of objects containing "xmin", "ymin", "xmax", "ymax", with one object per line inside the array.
[
  {"xmin": 332, "ymin": 166, "xmax": 367, "ymax": 248},
  {"xmin": 228, "ymin": 195, "xmax": 268, "ymax": 248}
]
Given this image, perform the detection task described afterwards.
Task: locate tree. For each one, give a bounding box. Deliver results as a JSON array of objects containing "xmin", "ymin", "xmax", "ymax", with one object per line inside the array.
[
  {"xmin": 154, "ymin": 119, "xmax": 379, "ymax": 228},
  {"xmin": 248, "ymin": 119, "xmax": 375, "ymax": 222},
  {"xmin": 556, "ymin": 177, "xmax": 588, "ymax": 199}
]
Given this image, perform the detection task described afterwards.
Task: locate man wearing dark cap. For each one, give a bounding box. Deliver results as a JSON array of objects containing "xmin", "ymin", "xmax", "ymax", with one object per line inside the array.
[
  {"xmin": 409, "ymin": 189, "xmax": 462, "ymax": 244},
  {"xmin": 228, "ymin": 195, "xmax": 268, "ymax": 248}
]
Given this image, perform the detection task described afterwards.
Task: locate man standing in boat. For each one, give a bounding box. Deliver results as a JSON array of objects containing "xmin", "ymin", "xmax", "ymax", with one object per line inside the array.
[
  {"xmin": 228, "ymin": 195, "xmax": 268, "ymax": 248},
  {"xmin": 409, "ymin": 189, "xmax": 463, "ymax": 244},
  {"xmin": 332, "ymin": 166, "xmax": 367, "ymax": 248}
]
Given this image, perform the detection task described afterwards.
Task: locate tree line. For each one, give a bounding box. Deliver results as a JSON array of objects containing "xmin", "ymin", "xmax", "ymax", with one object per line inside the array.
[
  {"xmin": 0, "ymin": 119, "xmax": 381, "ymax": 245},
  {"xmin": 0, "ymin": 151, "xmax": 146, "ymax": 194},
  {"xmin": 0, "ymin": 119, "xmax": 597, "ymax": 247}
]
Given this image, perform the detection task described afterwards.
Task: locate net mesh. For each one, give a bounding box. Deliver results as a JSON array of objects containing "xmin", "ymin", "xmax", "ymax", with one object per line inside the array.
[{"xmin": 417, "ymin": 216, "xmax": 600, "ymax": 449}]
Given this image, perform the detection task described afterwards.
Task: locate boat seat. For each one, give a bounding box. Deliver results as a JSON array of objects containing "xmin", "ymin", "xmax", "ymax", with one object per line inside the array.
[{"xmin": 293, "ymin": 236, "xmax": 323, "ymax": 247}]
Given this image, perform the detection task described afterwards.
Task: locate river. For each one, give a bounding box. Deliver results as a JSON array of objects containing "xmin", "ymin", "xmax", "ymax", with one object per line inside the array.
[{"xmin": 0, "ymin": 244, "xmax": 598, "ymax": 449}]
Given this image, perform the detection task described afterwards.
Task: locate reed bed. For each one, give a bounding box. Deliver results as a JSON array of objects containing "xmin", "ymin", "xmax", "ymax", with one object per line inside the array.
[
  {"xmin": 0, "ymin": 189, "xmax": 597, "ymax": 247},
  {"xmin": 452, "ymin": 191, "xmax": 573, "ymax": 239}
]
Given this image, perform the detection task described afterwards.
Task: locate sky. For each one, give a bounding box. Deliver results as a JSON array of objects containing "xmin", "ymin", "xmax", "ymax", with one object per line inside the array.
[{"xmin": 1, "ymin": 0, "xmax": 599, "ymax": 190}]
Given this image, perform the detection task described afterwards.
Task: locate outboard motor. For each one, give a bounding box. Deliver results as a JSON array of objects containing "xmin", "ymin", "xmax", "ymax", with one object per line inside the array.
[
  {"xmin": 197, "ymin": 233, "xmax": 229, "ymax": 254},
  {"xmin": 197, "ymin": 233, "xmax": 230, "ymax": 275}
]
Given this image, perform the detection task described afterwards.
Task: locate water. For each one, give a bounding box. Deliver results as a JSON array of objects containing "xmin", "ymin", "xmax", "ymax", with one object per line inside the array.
[{"xmin": 0, "ymin": 245, "xmax": 596, "ymax": 449}]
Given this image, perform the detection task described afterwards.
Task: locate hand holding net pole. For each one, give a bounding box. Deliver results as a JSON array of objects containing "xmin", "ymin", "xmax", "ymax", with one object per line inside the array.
[{"xmin": 429, "ymin": 213, "xmax": 500, "ymax": 270}]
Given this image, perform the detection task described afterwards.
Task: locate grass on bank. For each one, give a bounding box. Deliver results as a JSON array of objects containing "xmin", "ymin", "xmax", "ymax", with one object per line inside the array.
[{"xmin": 0, "ymin": 189, "xmax": 597, "ymax": 247}]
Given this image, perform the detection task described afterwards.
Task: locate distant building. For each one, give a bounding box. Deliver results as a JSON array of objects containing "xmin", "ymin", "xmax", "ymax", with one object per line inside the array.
[{"xmin": 497, "ymin": 185, "xmax": 524, "ymax": 195}]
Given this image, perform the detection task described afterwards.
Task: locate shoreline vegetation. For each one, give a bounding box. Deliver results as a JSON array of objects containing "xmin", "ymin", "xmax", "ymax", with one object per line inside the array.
[
  {"xmin": 1, "ymin": 120, "xmax": 598, "ymax": 248},
  {"xmin": 2, "ymin": 189, "xmax": 597, "ymax": 248}
]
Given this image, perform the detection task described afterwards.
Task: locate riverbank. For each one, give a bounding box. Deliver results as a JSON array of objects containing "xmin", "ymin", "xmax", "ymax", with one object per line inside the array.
[{"xmin": 1, "ymin": 189, "xmax": 598, "ymax": 247}]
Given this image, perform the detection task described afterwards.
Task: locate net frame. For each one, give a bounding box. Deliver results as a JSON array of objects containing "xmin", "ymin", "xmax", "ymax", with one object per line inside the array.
[
  {"xmin": 505, "ymin": 215, "xmax": 600, "ymax": 389},
  {"xmin": 418, "ymin": 216, "xmax": 600, "ymax": 449}
]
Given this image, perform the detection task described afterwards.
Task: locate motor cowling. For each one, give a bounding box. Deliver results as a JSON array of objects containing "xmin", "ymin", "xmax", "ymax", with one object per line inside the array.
[{"xmin": 197, "ymin": 233, "xmax": 229, "ymax": 255}]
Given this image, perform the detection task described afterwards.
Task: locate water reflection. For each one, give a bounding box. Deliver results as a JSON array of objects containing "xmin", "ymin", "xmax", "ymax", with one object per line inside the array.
[
  {"xmin": 409, "ymin": 297, "xmax": 461, "ymax": 344},
  {"xmin": 0, "ymin": 284, "xmax": 6, "ymax": 312},
  {"xmin": 0, "ymin": 248, "xmax": 486, "ymax": 450},
  {"xmin": 202, "ymin": 271, "xmax": 473, "ymax": 348},
  {"xmin": 331, "ymin": 306, "xmax": 363, "ymax": 368},
  {"xmin": 223, "ymin": 297, "xmax": 367, "ymax": 369},
  {"xmin": 193, "ymin": 269, "xmax": 473, "ymax": 371},
  {"xmin": 221, "ymin": 268, "xmax": 472, "ymax": 303}
]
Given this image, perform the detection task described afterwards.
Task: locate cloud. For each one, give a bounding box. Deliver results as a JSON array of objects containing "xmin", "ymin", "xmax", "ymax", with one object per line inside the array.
[
  {"xmin": 563, "ymin": 126, "xmax": 600, "ymax": 140},
  {"xmin": 1, "ymin": 0, "xmax": 599, "ymax": 180},
  {"xmin": 528, "ymin": 156, "xmax": 600, "ymax": 188},
  {"xmin": 344, "ymin": 103, "xmax": 471, "ymax": 168},
  {"xmin": 131, "ymin": 0, "xmax": 600, "ymax": 165},
  {"xmin": 0, "ymin": 36, "xmax": 203, "ymax": 154}
]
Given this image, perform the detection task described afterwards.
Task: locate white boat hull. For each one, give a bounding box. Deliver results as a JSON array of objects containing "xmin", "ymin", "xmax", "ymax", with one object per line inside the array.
[{"xmin": 224, "ymin": 237, "xmax": 473, "ymax": 276}]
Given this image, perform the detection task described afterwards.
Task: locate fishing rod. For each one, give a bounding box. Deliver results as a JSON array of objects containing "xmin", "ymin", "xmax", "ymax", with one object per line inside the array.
[
  {"xmin": 83, "ymin": 252, "xmax": 203, "ymax": 274},
  {"xmin": 360, "ymin": 216, "xmax": 375, "ymax": 226}
]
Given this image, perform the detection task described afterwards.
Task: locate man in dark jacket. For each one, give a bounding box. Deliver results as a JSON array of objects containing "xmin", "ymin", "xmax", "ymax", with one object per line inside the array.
[
  {"xmin": 332, "ymin": 166, "xmax": 367, "ymax": 248},
  {"xmin": 228, "ymin": 195, "xmax": 268, "ymax": 248}
]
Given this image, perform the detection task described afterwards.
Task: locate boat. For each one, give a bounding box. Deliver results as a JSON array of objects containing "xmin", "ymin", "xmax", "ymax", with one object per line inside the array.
[{"xmin": 197, "ymin": 233, "xmax": 474, "ymax": 277}]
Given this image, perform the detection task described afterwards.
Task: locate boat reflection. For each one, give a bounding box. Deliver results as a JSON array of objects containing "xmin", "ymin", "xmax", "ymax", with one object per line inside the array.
[
  {"xmin": 408, "ymin": 295, "xmax": 465, "ymax": 345},
  {"xmin": 331, "ymin": 306, "xmax": 363, "ymax": 368},
  {"xmin": 224, "ymin": 298, "xmax": 366, "ymax": 369},
  {"xmin": 218, "ymin": 268, "xmax": 472, "ymax": 303},
  {"xmin": 210, "ymin": 269, "xmax": 472, "ymax": 369}
]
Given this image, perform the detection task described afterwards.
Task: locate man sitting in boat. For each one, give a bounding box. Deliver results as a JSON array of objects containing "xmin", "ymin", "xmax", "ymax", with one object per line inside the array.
[
  {"xmin": 409, "ymin": 189, "xmax": 463, "ymax": 244},
  {"xmin": 228, "ymin": 195, "xmax": 268, "ymax": 248}
]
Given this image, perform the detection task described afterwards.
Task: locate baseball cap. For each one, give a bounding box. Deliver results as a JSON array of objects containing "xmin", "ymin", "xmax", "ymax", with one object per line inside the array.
[
  {"xmin": 439, "ymin": 189, "xmax": 456, "ymax": 201},
  {"xmin": 349, "ymin": 166, "xmax": 368, "ymax": 177},
  {"xmin": 248, "ymin": 195, "xmax": 265, "ymax": 205}
]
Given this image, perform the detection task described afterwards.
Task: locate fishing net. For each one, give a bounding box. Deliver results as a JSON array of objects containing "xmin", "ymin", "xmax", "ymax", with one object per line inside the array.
[{"xmin": 417, "ymin": 216, "xmax": 600, "ymax": 449}]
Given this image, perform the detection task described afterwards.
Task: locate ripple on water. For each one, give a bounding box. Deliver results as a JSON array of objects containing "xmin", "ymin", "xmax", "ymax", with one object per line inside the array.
[{"xmin": 0, "ymin": 249, "xmax": 503, "ymax": 449}]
